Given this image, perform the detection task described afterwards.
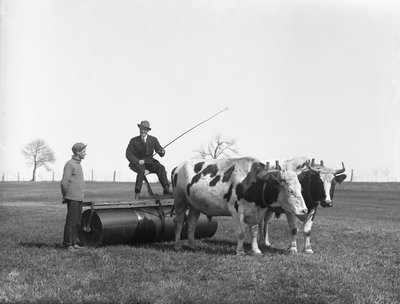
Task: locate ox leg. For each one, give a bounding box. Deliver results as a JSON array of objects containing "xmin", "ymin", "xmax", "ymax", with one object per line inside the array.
[
  {"xmin": 303, "ymin": 209, "xmax": 315, "ymax": 254},
  {"xmin": 285, "ymin": 212, "xmax": 298, "ymax": 253},
  {"xmin": 186, "ymin": 206, "xmax": 201, "ymax": 250},
  {"xmin": 173, "ymin": 193, "xmax": 187, "ymax": 252},
  {"xmin": 232, "ymin": 213, "xmax": 246, "ymax": 256},
  {"xmin": 261, "ymin": 209, "xmax": 274, "ymax": 248},
  {"xmin": 250, "ymin": 224, "xmax": 262, "ymax": 255}
]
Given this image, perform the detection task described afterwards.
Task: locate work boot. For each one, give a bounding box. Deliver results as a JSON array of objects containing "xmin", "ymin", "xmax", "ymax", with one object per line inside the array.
[
  {"xmin": 64, "ymin": 245, "xmax": 75, "ymax": 252},
  {"xmin": 163, "ymin": 185, "xmax": 173, "ymax": 196}
]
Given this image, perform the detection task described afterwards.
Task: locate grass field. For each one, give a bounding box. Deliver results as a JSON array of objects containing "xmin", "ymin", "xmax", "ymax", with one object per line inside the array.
[{"xmin": 0, "ymin": 181, "xmax": 399, "ymax": 304}]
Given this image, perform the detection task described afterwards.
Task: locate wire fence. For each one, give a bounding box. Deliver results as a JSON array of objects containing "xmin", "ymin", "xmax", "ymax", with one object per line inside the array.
[
  {"xmin": 2, "ymin": 169, "xmax": 400, "ymax": 183},
  {"xmin": 0, "ymin": 170, "xmax": 160, "ymax": 183}
]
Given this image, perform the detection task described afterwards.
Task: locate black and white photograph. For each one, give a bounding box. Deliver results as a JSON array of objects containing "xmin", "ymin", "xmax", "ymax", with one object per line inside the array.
[{"xmin": 1, "ymin": 0, "xmax": 399, "ymax": 303}]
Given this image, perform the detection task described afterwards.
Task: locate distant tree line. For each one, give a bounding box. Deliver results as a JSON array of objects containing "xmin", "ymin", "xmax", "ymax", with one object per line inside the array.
[
  {"xmin": 8, "ymin": 135, "xmax": 237, "ymax": 182},
  {"xmin": 1, "ymin": 136, "xmax": 394, "ymax": 182}
]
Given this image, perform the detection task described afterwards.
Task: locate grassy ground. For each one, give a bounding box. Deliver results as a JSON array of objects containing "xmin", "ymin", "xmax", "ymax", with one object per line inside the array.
[{"xmin": 0, "ymin": 182, "xmax": 399, "ymax": 304}]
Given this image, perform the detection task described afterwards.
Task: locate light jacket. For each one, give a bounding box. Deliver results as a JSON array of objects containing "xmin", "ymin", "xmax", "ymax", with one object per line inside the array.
[{"xmin": 60, "ymin": 156, "xmax": 85, "ymax": 201}]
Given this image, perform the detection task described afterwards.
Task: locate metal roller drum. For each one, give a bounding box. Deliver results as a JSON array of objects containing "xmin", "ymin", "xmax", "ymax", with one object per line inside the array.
[{"xmin": 78, "ymin": 201, "xmax": 218, "ymax": 247}]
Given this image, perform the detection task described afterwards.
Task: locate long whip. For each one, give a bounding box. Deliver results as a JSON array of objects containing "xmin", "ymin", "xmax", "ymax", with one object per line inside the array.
[{"xmin": 153, "ymin": 107, "xmax": 229, "ymax": 156}]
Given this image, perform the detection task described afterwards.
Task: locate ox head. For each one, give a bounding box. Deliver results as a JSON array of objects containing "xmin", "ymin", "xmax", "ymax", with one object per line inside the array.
[
  {"xmin": 299, "ymin": 159, "xmax": 347, "ymax": 207},
  {"xmin": 258, "ymin": 164, "xmax": 308, "ymax": 221}
]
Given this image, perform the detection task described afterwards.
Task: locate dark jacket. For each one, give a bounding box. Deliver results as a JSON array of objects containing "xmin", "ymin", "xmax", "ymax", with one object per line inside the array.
[{"xmin": 126, "ymin": 135, "xmax": 165, "ymax": 165}]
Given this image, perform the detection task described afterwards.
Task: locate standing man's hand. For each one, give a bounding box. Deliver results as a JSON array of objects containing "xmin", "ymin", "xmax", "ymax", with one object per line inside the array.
[{"xmin": 138, "ymin": 160, "xmax": 145, "ymax": 165}]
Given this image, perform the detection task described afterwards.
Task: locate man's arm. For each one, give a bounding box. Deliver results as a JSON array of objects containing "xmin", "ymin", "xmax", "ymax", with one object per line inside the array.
[
  {"xmin": 60, "ymin": 162, "xmax": 73, "ymax": 198},
  {"xmin": 153, "ymin": 136, "xmax": 165, "ymax": 157},
  {"xmin": 126, "ymin": 138, "xmax": 140, "ymax": 164}
]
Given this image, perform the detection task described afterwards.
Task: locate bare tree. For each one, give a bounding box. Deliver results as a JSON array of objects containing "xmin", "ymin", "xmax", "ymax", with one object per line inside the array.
[
  {"xmin": 195, "ymin": 134, "xmax": 239, "ymax": 159},
  {"xmin": 22, "ymin": 139, "xmax": 56, "ymax": 181}
]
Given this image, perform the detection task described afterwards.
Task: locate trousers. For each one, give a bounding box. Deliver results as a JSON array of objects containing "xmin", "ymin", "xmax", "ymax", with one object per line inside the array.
[
  {"xmin": 129, "ymin": 159, "xmax": 169, "ymax": 192},
  {"xmin": 63, "ymin": 200, "xmax": 83, "ymax": 246}
]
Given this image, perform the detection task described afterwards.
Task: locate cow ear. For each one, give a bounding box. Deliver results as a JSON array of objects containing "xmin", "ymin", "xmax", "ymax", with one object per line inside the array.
[
  {"xmin": 335, "ymin": 174, "xmax": 347, "ymax": 184},
  {"xmin": 297, "ymin": 170, "xmax": 308, "ymax": 181},
  {"xmin": 295, "ymin": 160, "xmax": 309, "ymax": 174}
]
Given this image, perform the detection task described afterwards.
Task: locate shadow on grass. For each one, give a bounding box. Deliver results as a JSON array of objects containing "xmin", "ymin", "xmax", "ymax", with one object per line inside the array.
[
  {"xmin": 19, "ymin": 242, "xmax": 65, "ymax": 249},
  {"xmin": 130, "ymin": 238, "xmax": 290, "ymax": 256},
  {"xmin": 203, "ymin": 239, "xmax": 290, "ymax": 255},
  {"xmin": 19, "ymin": 239, "xmax": 289, "ymax": 256}
]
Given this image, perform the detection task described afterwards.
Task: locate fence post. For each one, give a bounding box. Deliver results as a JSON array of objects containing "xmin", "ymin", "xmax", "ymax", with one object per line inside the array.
[
  {"xmin": 18, "ymin": 172, "xmax": 20, "ymax": 182},
  {"xmin": 52, "ymin": 171, "xmax": 55, "ymax": 182},
  {"xmin": 2, "ymin": 172, "xmax": 4, "ymax": 182},
  {"xmin": 350, "ymin": 169, "xmax": 354, "ymax": 182},
  {"xmin": 91, "ymin": 169, "xmax": 94, "ymax": 182},
  {"xmin": 113, "ymin": 170, "xmax": 116, "ymax": 182}
]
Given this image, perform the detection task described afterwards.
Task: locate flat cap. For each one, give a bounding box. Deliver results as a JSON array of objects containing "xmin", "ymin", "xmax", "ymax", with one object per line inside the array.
[{"xmin": 72, "ymin": 142, "xmax": 87, "ymax": 154}]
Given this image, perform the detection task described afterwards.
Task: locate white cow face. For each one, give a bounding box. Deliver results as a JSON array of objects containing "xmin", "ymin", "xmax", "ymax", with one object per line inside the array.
[
  {"xmin": 277, "ymin": 170, "xmax": 308, "ymax": 220},
  {"xmin": 306, "ymin": 167, "xmax": 347, "ymax": 207},
  {"xmin": 282, "ymin": 158, "xmax": 347, "ymax": 208},
  {"xmin": 260, "ymin": 169, "xmax": 308, "ymax": 220},
  {"xmin": 318, "ymin": 169, "xmax": 336, "ymax": 205}
]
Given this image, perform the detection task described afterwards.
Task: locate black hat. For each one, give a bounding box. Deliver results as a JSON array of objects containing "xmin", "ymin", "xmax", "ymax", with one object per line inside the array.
[{"xmin": 137, "ymin": 120, "xmax": 151, "ymax": 130}]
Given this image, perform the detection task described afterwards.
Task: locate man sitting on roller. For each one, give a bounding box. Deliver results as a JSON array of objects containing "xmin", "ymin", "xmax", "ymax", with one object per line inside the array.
[{"xmin": 126, "ymin": 120, "xmax": 173, "ymax": 199}]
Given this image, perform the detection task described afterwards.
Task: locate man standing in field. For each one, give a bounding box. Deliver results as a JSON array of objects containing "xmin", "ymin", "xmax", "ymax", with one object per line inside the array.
[
  {"xmin": 61, "ymin": 142, "xmax": 87, "ymax": 251},
  {"xmin": 126, "ymin": 120, "xmax": 172, "ymax": 199}
]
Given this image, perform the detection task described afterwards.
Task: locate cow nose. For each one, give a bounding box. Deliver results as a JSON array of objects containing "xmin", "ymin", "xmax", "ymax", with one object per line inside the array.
[{"xmin": 301, "ymin": 209, "xmax": 308, "ymax": 214}]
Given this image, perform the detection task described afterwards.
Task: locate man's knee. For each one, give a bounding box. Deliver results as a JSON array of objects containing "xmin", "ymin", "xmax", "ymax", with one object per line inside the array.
[
  {"xmin": 147, "ymin": 162, "xmax": 165, "ymax": 174},
  {"xmin": 130, "ymin": 164, "xmax": 145, "ymax": 174}
]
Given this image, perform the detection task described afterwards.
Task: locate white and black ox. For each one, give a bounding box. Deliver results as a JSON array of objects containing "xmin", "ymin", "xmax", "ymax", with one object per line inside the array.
[
  {"xmin": 261, "ymin": 157, "xmax": 347, "ymax": 254},
  {"xmin": 171, "ymin": 157, "xmax": 309, "ymax": 255}
]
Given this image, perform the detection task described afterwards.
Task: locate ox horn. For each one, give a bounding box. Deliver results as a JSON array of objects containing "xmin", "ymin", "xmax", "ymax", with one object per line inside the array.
[
  {"xmin": 265, "ymin": 162, "xmax": 270, "ymax": 171},
  {"xmin": 335, "ymin": 162, "xmax": 346, "ymax": 175},
  {"xmin": 275, "ymin": 160, "xmax": 281, "ymax": 170},
  {"xmin": 320, "ymin": 160, "xmax": 324, "ymax": 166},
  {"xmin": 308, "ymin": 158, "xmax": 319, "ymax": 174}
]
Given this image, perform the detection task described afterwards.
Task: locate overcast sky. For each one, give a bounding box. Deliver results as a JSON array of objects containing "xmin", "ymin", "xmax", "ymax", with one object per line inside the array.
[{"xmin": 1, "ymin": 0, "xmax": 400, "ymax": 183}]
